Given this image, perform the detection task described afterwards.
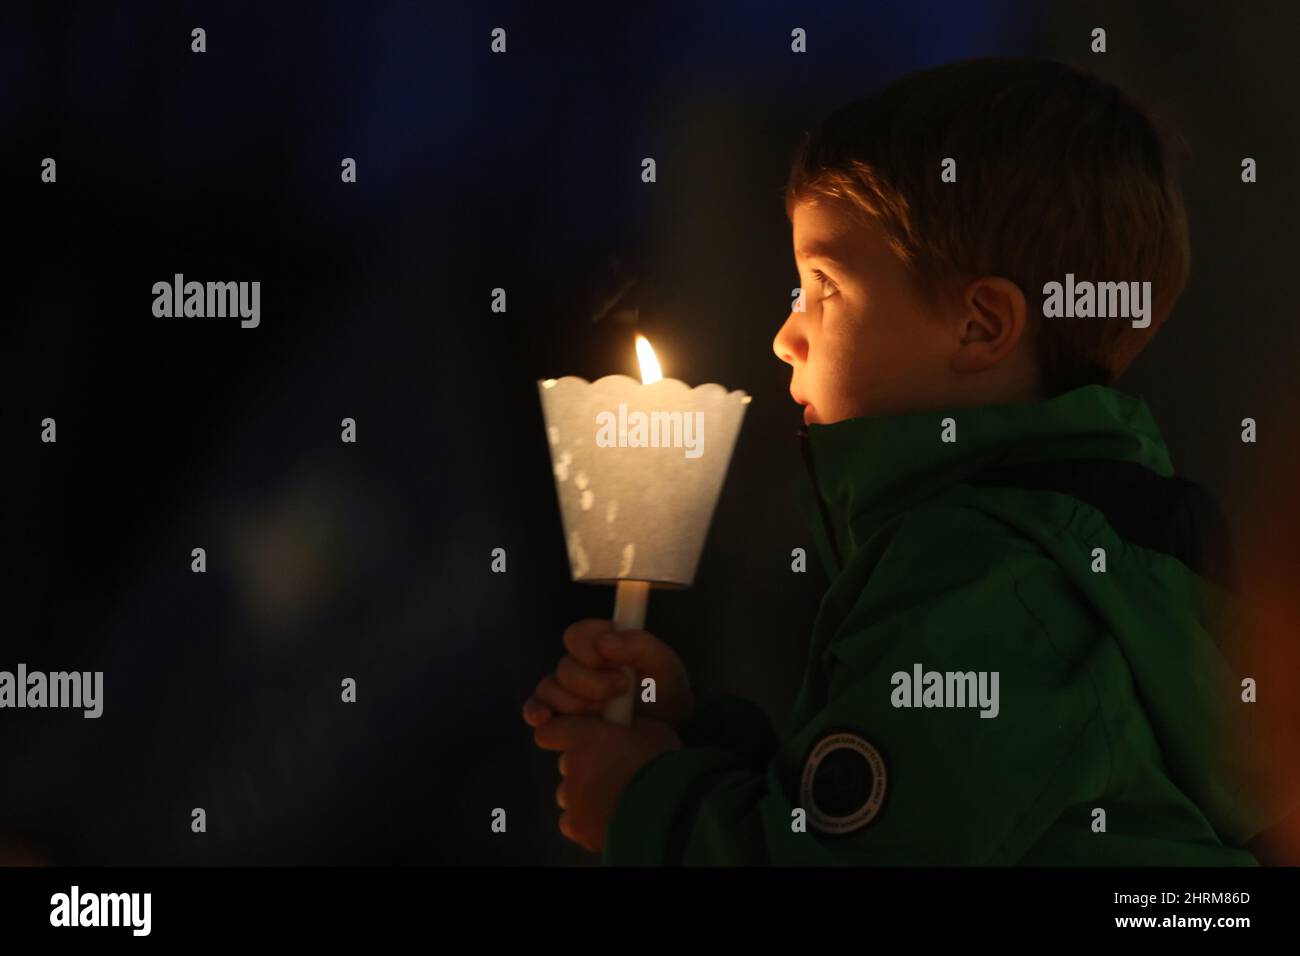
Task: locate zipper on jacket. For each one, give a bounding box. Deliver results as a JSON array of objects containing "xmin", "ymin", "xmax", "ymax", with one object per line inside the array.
[{"xmin": 798, "ymin": 426, "xmax": 843, "ymax": 574}]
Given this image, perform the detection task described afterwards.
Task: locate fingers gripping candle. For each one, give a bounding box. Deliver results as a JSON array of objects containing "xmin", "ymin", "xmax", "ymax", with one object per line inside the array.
[{"xmin": 538, "ymin": 335, "xmax": 750, "ymax": 726}]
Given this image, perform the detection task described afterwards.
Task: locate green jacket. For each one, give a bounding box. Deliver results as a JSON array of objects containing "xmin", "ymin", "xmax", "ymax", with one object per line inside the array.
[{"xmin": 603, "ymin": 385, "xmax": 1276, "ymax": 865}]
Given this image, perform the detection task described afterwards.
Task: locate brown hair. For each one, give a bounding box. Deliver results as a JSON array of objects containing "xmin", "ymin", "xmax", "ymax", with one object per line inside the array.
[{"xmin": 786, "ymin": 57, "xmax": 1190, "ymax": 395}]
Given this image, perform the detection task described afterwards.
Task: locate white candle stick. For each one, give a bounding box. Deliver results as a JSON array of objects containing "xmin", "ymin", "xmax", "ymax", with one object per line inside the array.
[
  {"xmin": 538, "ymin": 334, "xmax": 749, "ymax": 731},
  {"xmin": 604, "ymin": 579, "xmax": 650, "ymax": 725}
]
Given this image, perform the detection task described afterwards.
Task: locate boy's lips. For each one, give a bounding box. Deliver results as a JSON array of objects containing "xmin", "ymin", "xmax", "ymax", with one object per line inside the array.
[{"xmin": 790, "ymin": 388, "xmax": 815, "ymax": 423}]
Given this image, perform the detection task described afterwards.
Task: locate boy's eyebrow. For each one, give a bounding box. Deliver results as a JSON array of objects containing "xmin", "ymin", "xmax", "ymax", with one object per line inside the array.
[{"xmin": 795, "ymin": 244, "xmax": 848, "ymax": 267}]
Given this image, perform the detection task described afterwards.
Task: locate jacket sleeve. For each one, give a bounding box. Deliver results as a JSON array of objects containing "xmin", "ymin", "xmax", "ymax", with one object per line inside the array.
[
  {"xmin": 603, "ymin": 509, "xmax": 1111, "ymax": 866},
  {"xmin": 677, "ymin": 693, "xmax": 781, "ymax": 765}
]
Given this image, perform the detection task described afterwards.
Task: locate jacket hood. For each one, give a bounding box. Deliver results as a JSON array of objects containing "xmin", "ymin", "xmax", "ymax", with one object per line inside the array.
[{"xmin": 796, "ymin": 385, "xmax": 1172, "ymax": 572}]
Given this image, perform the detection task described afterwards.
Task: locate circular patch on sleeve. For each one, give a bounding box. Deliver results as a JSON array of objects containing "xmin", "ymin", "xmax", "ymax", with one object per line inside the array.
[{"xmin": 799, "ymin": 730, "xmax": 887, "ymax": 835}]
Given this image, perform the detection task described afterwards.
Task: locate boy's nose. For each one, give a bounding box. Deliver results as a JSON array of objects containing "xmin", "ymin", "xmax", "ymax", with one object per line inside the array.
[{"xmin": 772, "ymin": 312, "xmax": 805, "ymax": 366}]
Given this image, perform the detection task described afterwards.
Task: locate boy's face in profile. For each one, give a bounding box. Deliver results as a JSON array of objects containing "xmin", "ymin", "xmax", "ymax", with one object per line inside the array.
[{"xmin": 773, "ymin": 199, "xmax": 960, "ymax": 424}]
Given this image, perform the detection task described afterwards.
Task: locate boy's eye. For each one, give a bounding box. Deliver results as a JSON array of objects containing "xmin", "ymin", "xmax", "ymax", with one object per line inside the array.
[{"xmin": 812, "ymin": 269, "xmax": 838, "ymax": 299}]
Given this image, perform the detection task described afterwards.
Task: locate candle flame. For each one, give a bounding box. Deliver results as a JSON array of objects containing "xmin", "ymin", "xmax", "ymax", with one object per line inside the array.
[{"xmin": 635, "ymin": 334, "xmax": 663, "ymax": 384}]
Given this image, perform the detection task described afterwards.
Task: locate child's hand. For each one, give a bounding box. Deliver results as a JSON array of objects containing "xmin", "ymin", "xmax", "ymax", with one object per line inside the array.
[
  {"xmin": 532, "ymin": 713, "xmax": 683, "ymax": 853},
  {"xmin": 521, "ymin": 619, "xmax": 696, "ymax": 728}
]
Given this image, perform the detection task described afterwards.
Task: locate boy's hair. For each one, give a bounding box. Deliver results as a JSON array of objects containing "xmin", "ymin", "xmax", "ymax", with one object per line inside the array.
[{"xmin": 786, "ymin": 57, "xmax": 1190, "ymax": 395}]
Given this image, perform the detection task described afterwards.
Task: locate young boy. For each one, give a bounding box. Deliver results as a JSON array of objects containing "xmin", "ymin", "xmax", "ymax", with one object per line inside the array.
[{"xmin": 522, "ymin": 57, "xmax": 1279, "ymax": 864}]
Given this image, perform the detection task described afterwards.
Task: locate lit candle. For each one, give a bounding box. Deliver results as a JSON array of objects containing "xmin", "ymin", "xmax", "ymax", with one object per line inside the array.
[
  {"xmin": 603, "ymin": 336, "xmax": 662, "ymax": 724},
  {"xmin": 538, "ymin": 335, "xmax": 749, "ymax": 726}
]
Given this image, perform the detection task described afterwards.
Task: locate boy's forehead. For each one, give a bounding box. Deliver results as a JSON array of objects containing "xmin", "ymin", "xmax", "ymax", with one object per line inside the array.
[{"xmin": 792, "ymin": 201, "xmax": 864, "ymax": 265}]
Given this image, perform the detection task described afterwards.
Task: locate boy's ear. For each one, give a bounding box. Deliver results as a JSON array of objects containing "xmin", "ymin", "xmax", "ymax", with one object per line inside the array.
[{"xmin": 951, "ymin": 276, "xmax": 1029, "ymax": 372}]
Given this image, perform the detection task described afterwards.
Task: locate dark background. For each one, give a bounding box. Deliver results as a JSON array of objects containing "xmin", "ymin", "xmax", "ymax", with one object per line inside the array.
[{"xmin": 2, "ymin": 0, "xmax": 1296, "ymax": 864}]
